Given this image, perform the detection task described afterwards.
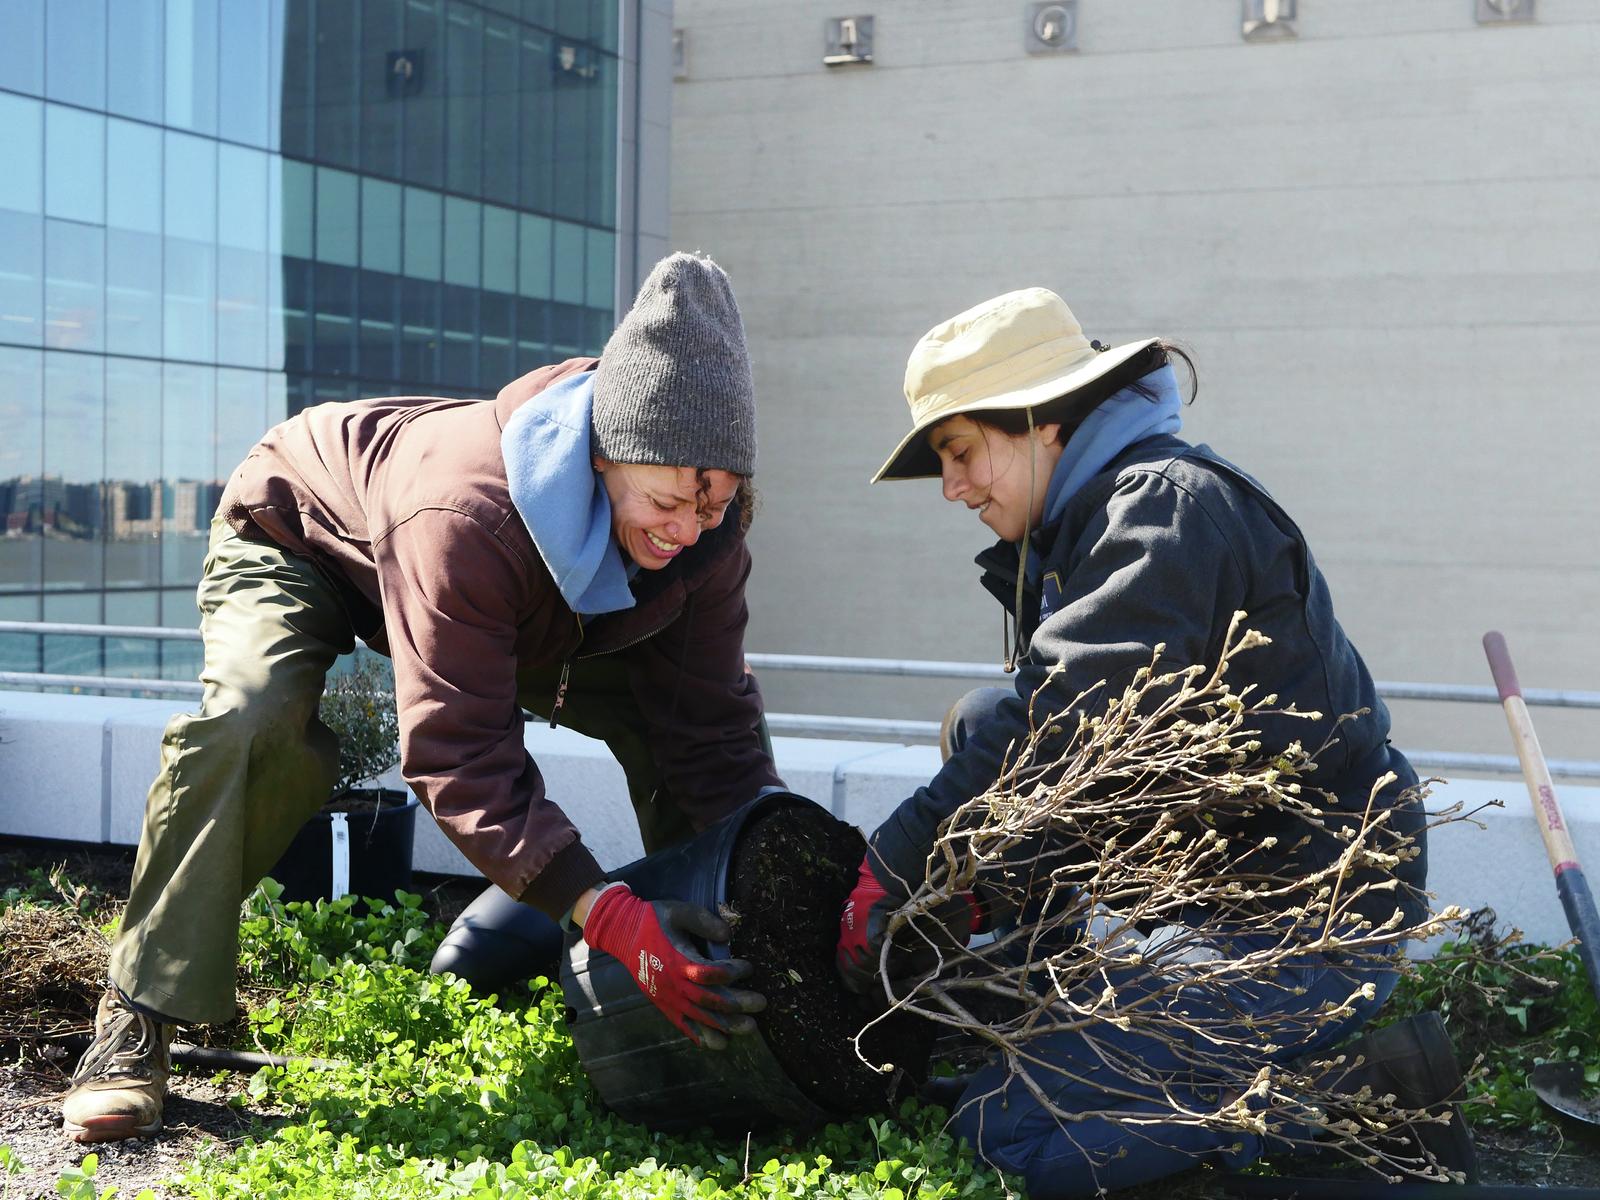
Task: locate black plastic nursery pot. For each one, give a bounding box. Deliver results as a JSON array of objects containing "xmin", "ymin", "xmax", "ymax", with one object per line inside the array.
[
  {"xmin": 560, "ymin": 791, "xmax": 934, "ymax": 1134},
  {"xmin": 268, "ymin": 787, "xmax": 419, "ymax": 904}
]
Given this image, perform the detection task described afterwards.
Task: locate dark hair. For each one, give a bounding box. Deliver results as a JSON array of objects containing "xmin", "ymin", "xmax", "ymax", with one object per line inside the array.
[
  {"xmin": 694, "ymin": 468, "xmax": 759, "ymax": 534},
  {"xmin": 967, "ymin": 340, "xmax": 1197, "ymax": 437}
]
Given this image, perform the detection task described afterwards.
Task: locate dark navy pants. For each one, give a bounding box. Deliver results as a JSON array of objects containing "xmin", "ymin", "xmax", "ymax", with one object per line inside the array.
[{"xmin": 940, "ymin": 688, "xmax": 1399, "ymax": 1199}]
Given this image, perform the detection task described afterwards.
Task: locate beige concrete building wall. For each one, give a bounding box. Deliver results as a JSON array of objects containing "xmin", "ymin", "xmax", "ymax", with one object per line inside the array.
[{"xmin": 669, "ymin": 1, "xmax": 1600, "ymax": 768}]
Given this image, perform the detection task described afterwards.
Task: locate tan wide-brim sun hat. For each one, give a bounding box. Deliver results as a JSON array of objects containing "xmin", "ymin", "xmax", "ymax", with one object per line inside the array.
[{"xmin": 872, "ymin": 287, "xmax": 1159, "ymax": 482}]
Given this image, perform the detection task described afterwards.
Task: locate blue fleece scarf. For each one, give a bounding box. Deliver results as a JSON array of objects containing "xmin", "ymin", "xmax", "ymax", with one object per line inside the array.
[
  {"xmin": 1027, "ymin": 363, "xmax": 1184, "ymax": 579},
  {"xmin": 500, "ymin": 371, "xmax": 636, "ymax": 616}
]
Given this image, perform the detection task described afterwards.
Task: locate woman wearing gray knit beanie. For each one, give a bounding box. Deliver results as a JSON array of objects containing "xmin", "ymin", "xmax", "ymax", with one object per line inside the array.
[{"xmin": 64, "ymin": 253, "xmax": 785, "ymax": 1144}]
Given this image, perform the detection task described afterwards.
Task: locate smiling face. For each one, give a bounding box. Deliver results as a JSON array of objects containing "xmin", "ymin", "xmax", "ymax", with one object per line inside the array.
[
  {"xmin": 928, "ymin": 414, "xmax": 1064, "ymax": 542},
  {"xmin": 595, "ymin": 460, "xmax": 741, "ymax": 569}
]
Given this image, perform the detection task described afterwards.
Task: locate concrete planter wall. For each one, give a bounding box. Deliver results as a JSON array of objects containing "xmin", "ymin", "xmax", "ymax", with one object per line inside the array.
[{"xmin": 0, "ymin": 689, "xmax": 1594, "ymax": 949}]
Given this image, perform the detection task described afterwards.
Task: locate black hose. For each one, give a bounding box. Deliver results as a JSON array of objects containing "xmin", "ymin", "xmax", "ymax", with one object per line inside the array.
[
  {"xmin": 53, "ymin": 1031, "xmax": 342, "ymax": 1072},
  {"xmin": 170, "ymin": 1041, "xmax": 343, "ymax": 1071}
]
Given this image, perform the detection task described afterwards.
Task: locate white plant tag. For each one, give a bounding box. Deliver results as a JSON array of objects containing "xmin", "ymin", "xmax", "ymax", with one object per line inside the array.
[{"xmin": 329, "ymin": 811, "xmax": 351, "ymax": 901}]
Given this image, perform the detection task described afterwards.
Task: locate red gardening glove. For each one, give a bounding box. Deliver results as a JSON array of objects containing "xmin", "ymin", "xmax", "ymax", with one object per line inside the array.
[
  {"xmin": 581, "ymin": 884, "xmax": 765, "ymax": 1049},
  {"xmin": 836, "ymin": 853, "xmax": 984, "ymax": 996},
  {"xmin": 836, "ymin": 854, "xmax": 892, "ymax": 989}
]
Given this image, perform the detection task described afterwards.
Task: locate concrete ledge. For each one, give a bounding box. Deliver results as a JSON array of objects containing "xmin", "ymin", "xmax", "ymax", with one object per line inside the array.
[
  {"xmin": 1, "ymin": 690, "xmax": 1595, "ymax": 948},
  {"xmin": 0, "ymin": 693, "xmax": 167, "ymax": 844}
]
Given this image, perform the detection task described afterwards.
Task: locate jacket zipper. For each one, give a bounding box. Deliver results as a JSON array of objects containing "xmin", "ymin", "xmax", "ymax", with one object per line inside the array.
[
  {"xmin": 550, "ymin": 589, "xmax": 691, "ymax": 724},
  {"xmin": 550, "ymin": 614, "xmax": 583, "ymax": 728},
  {"xmin": 572, "ymin": 599, "xmax": 683, "ymax": 662},
  {"xmin": 548, "ymin": 659, "xmax": 572, "ymax": 728}
]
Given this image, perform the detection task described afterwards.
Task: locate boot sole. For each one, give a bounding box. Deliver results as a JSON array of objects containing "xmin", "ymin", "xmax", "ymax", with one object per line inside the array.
[{"xmin": 64, "ymin": 1114, "xmax": 163, "ymax": 1143}]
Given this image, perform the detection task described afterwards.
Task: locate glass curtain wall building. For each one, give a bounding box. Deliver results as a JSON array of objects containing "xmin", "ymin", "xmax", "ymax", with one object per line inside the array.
[{"xmin": 0, "ymin": 0, "xmax": 655, "ymax": 683}]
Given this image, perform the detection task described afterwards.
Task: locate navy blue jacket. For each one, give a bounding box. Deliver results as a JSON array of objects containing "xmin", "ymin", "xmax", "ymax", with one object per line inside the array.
[{"xmin": 871, "ymin": 434, "xmax": 1427, "ymax": 929}]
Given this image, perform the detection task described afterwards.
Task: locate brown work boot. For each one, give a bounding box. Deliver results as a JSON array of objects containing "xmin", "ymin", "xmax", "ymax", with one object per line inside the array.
[
  {"xmin": 61, "ymin": 988, "xmax": 173, "ymax": 1143},
  {"xmin": 1319, "ymin": 1011, "xmax": 1478, "ymax": 1183}
]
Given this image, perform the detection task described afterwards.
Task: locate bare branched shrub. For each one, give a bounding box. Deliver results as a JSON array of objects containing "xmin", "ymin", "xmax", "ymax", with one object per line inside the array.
[{"xmin": 863, "ymin": 615, "xmax": 1474, "ymax": 1183}]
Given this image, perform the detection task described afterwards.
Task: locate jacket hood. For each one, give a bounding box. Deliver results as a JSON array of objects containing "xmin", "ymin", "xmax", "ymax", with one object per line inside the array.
[{"xmin": 500, "ymin": 369, "xmax": 636, "ymax": 616}]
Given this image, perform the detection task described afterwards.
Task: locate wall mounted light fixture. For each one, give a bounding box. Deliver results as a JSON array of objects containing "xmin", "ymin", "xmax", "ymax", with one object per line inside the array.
[
  {"xmin": 1026, "ymin": 1, "xmax": 1079, "ymax": 55},
  {"xmin": 1477, "ymin": 0, "xmax": 1535, "ymax": 23},
  {"xmin": 1242, "ymin": 0, "xmax": 1297, "ymax": 41},
  {"xmin": 825, "ymin": 16, "xmax": 874, "ymax": 66}
]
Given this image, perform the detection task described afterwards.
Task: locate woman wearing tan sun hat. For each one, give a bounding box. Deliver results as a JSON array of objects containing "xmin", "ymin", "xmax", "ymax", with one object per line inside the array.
[{"xmin": 833, "ymin": 289, "xmax": 1475, "ymax": 1196}]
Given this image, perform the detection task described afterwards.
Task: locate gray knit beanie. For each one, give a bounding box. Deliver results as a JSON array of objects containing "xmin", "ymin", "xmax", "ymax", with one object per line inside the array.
[{"xmin": 591, "ymin": 252, "xmax": 757, "ymax": 476}]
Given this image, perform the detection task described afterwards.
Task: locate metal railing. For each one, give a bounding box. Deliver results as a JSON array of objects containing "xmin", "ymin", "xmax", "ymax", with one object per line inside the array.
[{"xmin": 2, "ymin": 622, "xmax": 1597, "ymax": 779}]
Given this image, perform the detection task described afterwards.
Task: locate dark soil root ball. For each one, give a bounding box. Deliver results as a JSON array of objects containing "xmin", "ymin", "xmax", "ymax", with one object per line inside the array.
[{"xmin": 725, "ymin": 805, "xmax": 935, "ymax": 1115}]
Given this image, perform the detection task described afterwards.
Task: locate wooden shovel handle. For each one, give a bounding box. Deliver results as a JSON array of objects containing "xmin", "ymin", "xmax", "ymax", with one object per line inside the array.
[
  {"xmin": 1484, "ymin": 631, "xmax": 1600, "ymax": 1005},
  {"xmin": 1484, "ymin": 631, "xmax": 1579, "ymax": 871}
]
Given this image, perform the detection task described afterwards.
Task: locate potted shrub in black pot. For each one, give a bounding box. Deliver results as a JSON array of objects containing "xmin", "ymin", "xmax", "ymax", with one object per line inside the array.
[
  {"xmin": 268, "ymin": 657, "xmax": 420, "ymax": 904},
  {"xmin": 561, "ymin": 792, "xmax": 935, "ymax": 1133}
]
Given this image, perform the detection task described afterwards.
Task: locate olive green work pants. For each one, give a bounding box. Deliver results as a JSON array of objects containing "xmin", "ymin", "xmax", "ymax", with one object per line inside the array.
[{"xmin": 110, "ymin": 519, "xmax": 697, "ymax": 1026}]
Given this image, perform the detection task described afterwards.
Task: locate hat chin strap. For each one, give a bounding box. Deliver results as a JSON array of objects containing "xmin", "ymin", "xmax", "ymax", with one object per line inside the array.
[{"xmin": 1003, "ymin": 408, "xmax": 1037, "ymax": 675}]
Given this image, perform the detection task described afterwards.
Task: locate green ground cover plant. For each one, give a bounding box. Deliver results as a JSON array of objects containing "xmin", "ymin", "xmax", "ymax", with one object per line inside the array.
[
  {"xmin": 180, "ymin": 882, "xmax": 1004, "ymax": 1200},
  {"xmin": 1382, "ymin": 922, "xmax": 1600, "ymax": 1133},
  {"xmin": 6, "ymin": 856, "xmax": 1597, "ymax": 1198}
]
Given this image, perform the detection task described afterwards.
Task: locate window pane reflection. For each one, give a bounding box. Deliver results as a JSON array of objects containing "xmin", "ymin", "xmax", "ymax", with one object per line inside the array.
[
  {"xmin": 219, "ymin": 2, "xmax": 271, "ymax": 148},
  {"xmin": 281, "ymin": 160, "xmax": 315, "ymax": 261},
  {"xmin": 402, "ymin": 0, "xmax": 446, "ymax": 188},
  {"xmin": 107, "ymin": 120, "xmax": 163, "ymax": 235},
  {"xmin": 217, "ymin": 245, "xmax": 268, "ymax": 368},
  {"xmin": 46, "ymin": 0, "xmax": 107, "ymax": 110},
  {"xmin": 105, "ymin": 590, "xmax": 161, "ymax": 678},
  {"xmin": 313, "ymin": 0, "xmax": 360, "ymax": 169},
  {"xmin": 44, "ymin": 107, "xmax": 105, "ymax": 227},
  {"xmin": 106, "ymin": 230, "xmax": 164, "ymax": 358},
  {"xmin": 445, "ymin": 3, "xmax": 484, "ymax": 196},
  {"xmin": 0, "ymin": 210, "xmax": 45, "ymax": 348},
  {"xmin": 0, "ymin": 347, "xmax": 44, "ymax": 592},
  {"xmin": 443, "ymin": 197, "xmax": 480, "ymax": 288},
  {"xmin": 42, "ymin": 352, "xmax": 105, "ymax": 591},
  {"xmin": 105, "ymin": 357, "xmax": 163, "ymax": 589},
  {"xmin": 108, "ymin": 0, "xmax": 166, "ymax": 124},
  {"xmin": 357, "ymin": 271, "xmax": 400, "ymax": 382},
  {"xmin": 0, "ymin": 0, "xmax": 45, "ymax": 96},
  {"xmin": 585, "ymin": 228, "xmax": 613, "ymax": 313},
  {"xmin": 316, "ymin": 167, "xmax": 360, "ymax": 268},
  {"xmin": 482, "ymin": 205, "xmax": 516, "ymax": 293},
  {"xmin": 217, "ymin": 148, "xmax": 270, "ymax": 368},
  {"xmin": 483, "ymin": 16, "xmax": 519, "ymax": 206},
  {"xmin": 166, "ymin": 0, "xmax": 220, "ymax": 136},
  {"xmin": 160, "ymin": 587, "xmax": 204, "ymax": 676},
  {"xmin": 216, "ymin": 368, "xmax": 268, "ymax": 479},
  {"xmin": 518, "ymin": 29, "xmax": 553, "ymax": 216},
  {"xmin": 44, "ymin": 219, "xmax": 106, "ymax": 353},
  {"xmin": 552, "ymin": 220, "xmax": 584, "ymax": 305},
  {"xmin": 164, "ymin": 238, "xmax": 216, "ymax": 361},
  {"xmin": 0, "ymin": 593, "xmax": 42, "ymax": 673},
  {"xmin": 0, "ymin": 94, "xmax": 44, "ymax": 215},
  {"xmin": 439, "ymin": 282, "xmax": 477, "ymax": 388},
  {"xmin": 164, "ymin": 132, "xmax": 217, "ymax": 362},
  {"xmin": 518, "ymin": 213, "xmax": 551, "ymax": 298},
  {"xmin": 160, "ymin": 364, "xmax": 216, "ymax": 586},
  {"xmin": 361, "ymin": 179, "xmax": 402, "ymax": 275},
  {"xmin": 312, "ymin": 262, "xmax": 356, "ymax": 376},
  {"xmin": 404, "ymin": 188, "xmax": 443, "ymax": 280},
  {"xmin": 360, "ymin": 0, "xmax": 405, "ymax": 179},
  {"xmin": 43, "ymin": 591, "xmax": 102, "ymax": 675}
]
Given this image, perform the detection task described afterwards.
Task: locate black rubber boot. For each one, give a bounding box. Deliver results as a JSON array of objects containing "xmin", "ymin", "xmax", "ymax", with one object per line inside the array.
[
  {"xmin": 430, "ymin": 883, "xmax": 565, "ymax": 995},
  {"xmin": 1318, "ymin": 1011, "xmax": 1478, "ymax": 1183}
]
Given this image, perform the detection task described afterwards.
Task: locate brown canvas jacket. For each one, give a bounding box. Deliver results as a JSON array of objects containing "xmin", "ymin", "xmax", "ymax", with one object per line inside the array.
[{"xmin": 218, "ymin": 358, "xmax": 781, "ymax": 918}]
